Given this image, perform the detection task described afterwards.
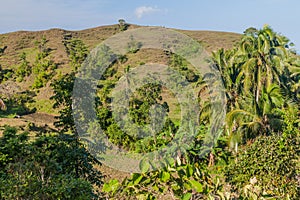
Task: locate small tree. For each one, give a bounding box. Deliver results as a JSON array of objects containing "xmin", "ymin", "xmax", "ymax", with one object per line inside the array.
[
  {"xmin": 64, "ymin": 38, "xmax": 88, "ymax": 71},
  {"xmin": 16, "ymin": 52, "xmax": 31, "ymax": 82},
  {"xmin": 32, "ymin": 37, "xmax": 57, "ymax": 89},
  {"xmin": 127, "ymin": 35, "xmax": 142, "ymax": 53},
  {"xmin": 118, "ymin": 19, "xmax": 128, "ymax": 31},
  {"xmin": 0, "ymin": 46, "xmax": 7, "ymax": 55}
]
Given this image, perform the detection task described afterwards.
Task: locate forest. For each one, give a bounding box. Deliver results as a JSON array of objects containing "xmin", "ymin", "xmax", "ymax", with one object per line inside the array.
[{"xmin": 0, "ymin": 24, "xmax": 299, "ymax": 199}]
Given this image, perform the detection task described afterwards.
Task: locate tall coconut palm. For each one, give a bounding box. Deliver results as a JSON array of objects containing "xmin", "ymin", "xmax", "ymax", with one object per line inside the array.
[
  {"xmin": 289, "ymin": 57, "xmax": 300, "ymax": 100},
  {"xmin": 226, "ymin": 83, "xmax": 284, "ymax": 143},
  {"xmin": 198, "ymin": 26, "xmax": 297, "ymax": 153},
  {"xmin": 235, "ymin": 25, "xmax": 290, "ymax": 103},
  {"xmin": 211, "ymin": 48, "xmax": 242, "ymax": 111},
  {"xmin": 198, "ymin": 48, "xmax": 240, "ymax": 122},
  {"xmin": 219, "ymin": 26, "xmax": 294, "ymax": 151}
]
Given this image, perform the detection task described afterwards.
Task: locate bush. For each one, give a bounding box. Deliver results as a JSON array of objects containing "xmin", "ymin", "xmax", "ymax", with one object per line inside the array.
[
  {"xmin": 0, "ymin": 92, "xmax": 35, "ymax": 117},
  {"xmin": 225, "ymin": 131, "xmax": 300, "ymax": 199},
  {"xmin": 16, "ymin": 52, "xmax": 31, "ymax": 82},
  {"xmin": 0, "ymin": 126, "xmax": 102, "ymax": 199}
]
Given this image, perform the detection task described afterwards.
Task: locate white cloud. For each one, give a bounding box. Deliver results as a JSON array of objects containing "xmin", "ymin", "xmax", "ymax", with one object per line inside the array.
[{"xmin": 135, "ymin": 6, "xmax": 160, "ymax": 19}]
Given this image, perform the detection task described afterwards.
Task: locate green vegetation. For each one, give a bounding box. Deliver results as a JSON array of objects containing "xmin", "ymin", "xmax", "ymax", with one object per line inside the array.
[
  {"xmin": 0, "ymin": 25, "xmax": 299, "ymax": 199},
  {"xmin": 27, "ymin": 99, "xmax": 57, "ymax": 114},
  {"xmin": 118, "ymin": 19, "xmax": 129, "ymax": 31},
  {"xmin": 63, "ymin": 37, "xmax": 88, "ymax": 71},
  {"xmin": 102, "ymin": 25, "xmax": 300, "ymax": 199},
  {"xmin": 16, "ymin": 52, "xmax": 31, "ymax": 82},
  {"xmin": 31, "ymin": 37, "xmax": 57, "ymax": 89},
  {"xmin": 0, "ymin": 126, "xmax": 102, "ymax": 199},
  {"xmin": 0, "ymin": 92, "xmax": 35, "ymax": 118},
  {"xmin": 127, "ymin": 35, "xmax": 143, "ymax": 53}
]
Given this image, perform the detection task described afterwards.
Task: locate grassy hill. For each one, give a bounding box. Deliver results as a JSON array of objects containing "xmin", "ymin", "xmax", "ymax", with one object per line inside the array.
[
  {"xmin": 0, "ymin": 24, "xmax": 241, "ymax": 128},
  {"xmin": 0, "ymin": 24, "xmax": 299, "ymax": 199},
  {"xmin": 0, "ymin": 24, "xmax": 243, "ymax": 192}
]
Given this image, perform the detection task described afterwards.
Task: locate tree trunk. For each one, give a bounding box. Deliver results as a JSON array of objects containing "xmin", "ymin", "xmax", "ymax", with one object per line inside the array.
[
  {"xmin": 0, "ymin": 98, "xmax": 6, "ymax": 110},
  {"xmin": 208, "ymin": 152, "xmax": 215, "ymax": 167}
]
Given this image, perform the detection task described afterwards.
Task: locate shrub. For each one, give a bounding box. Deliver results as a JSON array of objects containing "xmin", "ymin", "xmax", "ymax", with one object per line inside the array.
[
  {"xmin": 225, "ymin": 131, "xmax": 300, "ymax": 199},
  {"xmin": 0, "ymin": 126, "xmax": 102, "ymax": 199}
]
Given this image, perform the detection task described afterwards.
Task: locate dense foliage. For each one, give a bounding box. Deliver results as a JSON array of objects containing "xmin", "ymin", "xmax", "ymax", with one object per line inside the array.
[
  {"xmin": 102, "ymin": 25, "xmax": 300, "ymax": 199},
  {"xmin": 0, "ymin": 126, "xmax": 102, "ymax": 199},
  {"xmin": 0, "ymin": 25, "xmax": 299, "ymax": 199}
]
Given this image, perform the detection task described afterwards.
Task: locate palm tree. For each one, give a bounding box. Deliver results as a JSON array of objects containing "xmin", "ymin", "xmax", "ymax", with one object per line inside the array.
[
  {"xmin": 226, "ymin": 83, "xmax": 284, "ymax": 142},
  {"xmin": 235, "ymin": 25, "xmax": 290, "ymax": 101},
  {"xmin": 208, "ymin": 26, "xmax": 295, "ymax": 152},
  {"xmin": 198, "ymin": 26, "xmax": 298, "ymax": 152},
  {"xmin": 289, "ymin": 57, "xmax": 300, "ymax": 100},
  {"xmin": 211, "ymin": 48, "xmax": 242, "ymax": 111}
]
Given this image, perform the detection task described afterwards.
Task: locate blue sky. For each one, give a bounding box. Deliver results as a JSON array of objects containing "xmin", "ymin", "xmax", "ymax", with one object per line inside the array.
[{"xmin": 1, "ymin": 0, "xmax": 299, "ymax": 50}]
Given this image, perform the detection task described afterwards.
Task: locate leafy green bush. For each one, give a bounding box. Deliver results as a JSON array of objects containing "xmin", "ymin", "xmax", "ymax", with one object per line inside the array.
[
  {"xmin": 0, "ymin": 126, "xmax": 103, "ymax": 199},
  {"xmin": 101, "ymin": 126, "xmax": 233, "ymax": 200},
  {"xmin": 31, "ymin": 37, "xmax": 57, "ymax": 89},
  {"xmin": 225, "ymin": 132, "xmax": 300, "ymax": 199},
  {"xmin": 32, "ymin": 57, "xmax": 57, "ymax": 89},
  {"xmin": 0, "ymin": 67, "xmax": 13, "ymax": 82},
  {"xmin": 0, "ymin": 92, "xmax": 35, "ymax": 117},
  {"xmin": 16, "ymin": 52, "xmax": 31, "ymax": 82},
  {"xmin": 63, "ymin": 38, "xmax": 88, "ymax": 71},
  {"xmin": 102, "ymin": 161, "xmax": 227, "ymax": 200},
  {"xmin": 127, "ymin": 35, "xmax": 142, "ymax": 53}
]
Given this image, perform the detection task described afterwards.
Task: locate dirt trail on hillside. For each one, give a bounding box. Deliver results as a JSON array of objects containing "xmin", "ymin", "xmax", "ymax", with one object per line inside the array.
[{"xmin": 0, "ymin": 112, "xmax": 57, "ymax": 129}]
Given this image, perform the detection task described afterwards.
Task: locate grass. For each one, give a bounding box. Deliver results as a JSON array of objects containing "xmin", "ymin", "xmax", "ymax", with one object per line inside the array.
[
  {"xmin": 19, "ymin": 47, "xmax": 39, "ymax": 63},
  {"xmin": 0, "ymin": 23, "xmax": 241, "ymax": 150},
  {"xmin": 0, "ymin": 26, "xmax": 240, "ymax": 128},
  {"xmin": 27, "ymin": 99, "xmax": 57, "ymax": 114},
  {"xmin": 0, "ymin": 105, "xmax": 27, "ymax": 118},
  {"xmin": 0, "ymin": 113, "xmax": 17, "ymax": 119}
]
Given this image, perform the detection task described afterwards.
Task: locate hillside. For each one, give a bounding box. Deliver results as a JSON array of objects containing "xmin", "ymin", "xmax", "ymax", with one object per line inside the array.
[
  {"xmin": 0, "ymin": 24, "xmax": 241, "ymax": 67},
  {"xmin": 0, "ymin": 24, "xmax": 244, "ymax": 196},
  {"xmin": 0, "ymin": 24, "xmax": 241, "ymax": 128},
  {"xmin": 0, "ymin": 24, "xmax": 299, "ymax": 199}
]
